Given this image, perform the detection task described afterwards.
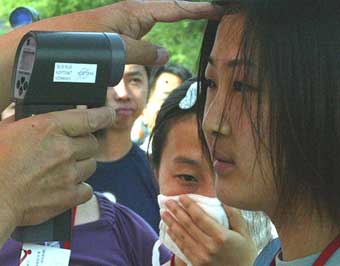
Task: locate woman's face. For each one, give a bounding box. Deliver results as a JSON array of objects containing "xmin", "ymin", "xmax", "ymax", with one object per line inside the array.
[
  {"xmin": 202, "ymin": 14, "xmax": 276, "ymax": 212},
  {"xmin": 157, "ymin": 114, "xmax": 215, "ymax": 197}
]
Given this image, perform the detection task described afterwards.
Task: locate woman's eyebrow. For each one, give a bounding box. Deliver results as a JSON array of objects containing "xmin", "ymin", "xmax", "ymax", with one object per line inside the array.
[{"xmin": 208, "ymin": 56, "xmax": 252, "ymax": 68}]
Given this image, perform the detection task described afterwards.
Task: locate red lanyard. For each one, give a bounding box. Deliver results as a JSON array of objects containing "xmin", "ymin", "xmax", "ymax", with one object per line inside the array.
[
  {"xmin": 62, "ymin": 207, "xmax": 77, "ymax": 250},
  {"xmin": 170, "ymin": 254, "xmax": 175, "ymax": 266},
  {"xmin": 270, "ymin": 234, "xmax": 340, "ymax": 266}
]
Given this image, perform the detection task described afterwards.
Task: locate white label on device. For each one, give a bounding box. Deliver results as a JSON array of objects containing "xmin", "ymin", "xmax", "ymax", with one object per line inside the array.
[{"xmin": 53, "ymin": 63, "xmax": 97, "ymax": 83}]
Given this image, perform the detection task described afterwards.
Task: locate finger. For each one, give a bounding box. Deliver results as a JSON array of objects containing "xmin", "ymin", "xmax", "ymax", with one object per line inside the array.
[
  {"xmin": 74, "ymin": 182, "xmax": 93, "ymax": 205},
  {"xmin": 146, "ymin": 1, "xmax": 224, "ymax": 22},
  {"xmin": 25, "ymin": 182, "xmax": 93, "ymax": 225},
  {"xmin": 162, "ymin": 211, "xmax": 205, "ymax": 263},
  {"xmin": 70, "ymin": 134, "xmax": 98, "ymax": 161},
  {"xmin": 122, "ymin": 35, "xmax": 169, "ymax": 66},
  {"xmin": 165, "ymin": 200, "xmax": 212, "ymax": 244},
  {"xmin": 74, "ymin": 158, "xmax": 97, "ymax": 184},
  {"xmin": 50, "ymin": 106, "xmax": 116, "ymax": 137},
  {"xmin": 179, "ymin": 195, "xmax": 227, "ymax": 240},
  {"xmin": 223, "ymin": 205, "xmax": 250, "ymax": 237},
  {"xmin": 165, "ymin": 222, "xmax": 212, "ymax": 265},
  {"xmin": 166, "ymin": 229, "xmax": 205, "ymax": 265}
]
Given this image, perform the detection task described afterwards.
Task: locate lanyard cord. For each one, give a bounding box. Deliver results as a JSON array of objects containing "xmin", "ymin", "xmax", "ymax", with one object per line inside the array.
[
  {"xmin": 62, "ymin": 207, "xmax": 77, "ymax": 250},
  {"xmin": 170, "ymin": 254, "xmax": 175, "ymax": 266},
  {"xmin": 313, "ymin": 234, "xmax": 340, "ymax": 266}
]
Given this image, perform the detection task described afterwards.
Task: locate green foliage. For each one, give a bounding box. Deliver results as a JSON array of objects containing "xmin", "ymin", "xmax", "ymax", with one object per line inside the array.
[
  {"xmin": 145, "ymin": 20, "xmax": 205, "ymax": 74},
  {"xmin": 0, "ymin": 0, "xmax": 206, "ymax": 73},
  {"xmin": 0, "ymin": 28, "xmax": 7, "ymax": 35}
]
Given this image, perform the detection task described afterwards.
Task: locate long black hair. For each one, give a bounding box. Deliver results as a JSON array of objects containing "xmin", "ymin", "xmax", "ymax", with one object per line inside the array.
[{"xmin": 197, "ymin": 0, "xmax": 340, "ymax": 225}]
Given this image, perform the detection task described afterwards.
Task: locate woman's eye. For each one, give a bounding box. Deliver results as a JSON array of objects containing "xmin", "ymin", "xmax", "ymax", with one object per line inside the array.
[
  {"xmin": 176, "ymin": 174, "xmax": 198, "ymax": 183},
  {"xmin": 205, "ymin": 79, "xmax": 217, "ymax": 90},
  {"xmin": 233, "ymin": 81, "xmax": 256, "ymax": 92}
]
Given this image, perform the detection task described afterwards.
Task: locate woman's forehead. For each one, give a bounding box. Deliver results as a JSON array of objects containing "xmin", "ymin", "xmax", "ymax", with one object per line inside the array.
[{"xmin": 212, "ymin": 13, "xmax": 244, "ymax": 60}]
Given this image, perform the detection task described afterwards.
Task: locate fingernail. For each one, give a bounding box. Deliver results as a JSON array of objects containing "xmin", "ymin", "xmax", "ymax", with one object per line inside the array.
[
  {"xmin": 155, "ymin": 48, "xmax": 169, "ymax": 65},
  {"xmin": 161, "ymin": 211, "xmax": 170, "ymax": 222},
  {"xmin": 179, "ymin": 195, "xmax": 190, "ymax": 204},
  {"xmin": 88, "ymin": 106, "xmax": 116, "ymax": 130}
]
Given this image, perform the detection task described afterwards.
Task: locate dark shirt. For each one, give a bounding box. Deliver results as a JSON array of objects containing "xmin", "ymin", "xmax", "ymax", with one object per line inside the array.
[{"xmin": 87, "ymin": 143, "xmax": 160, "ymax": 233}]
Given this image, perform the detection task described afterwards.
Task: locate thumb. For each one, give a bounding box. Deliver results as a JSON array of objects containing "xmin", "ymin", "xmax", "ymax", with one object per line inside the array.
[
  {"xmin": 50, "ymin": 106, "xmax": 116, "ymax": 137},
  {"xmin": 224, "ymin": 205, "xmax": 251, "ymax": 238},
  {"xmin": 122, "ymin": 35, "xmax": 169, "ymax": 66}
]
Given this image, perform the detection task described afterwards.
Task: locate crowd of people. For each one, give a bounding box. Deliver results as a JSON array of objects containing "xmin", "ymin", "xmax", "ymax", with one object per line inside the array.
[{"xmin": 0, "ymin": 0, "xmax": 338, "ymax": 266}]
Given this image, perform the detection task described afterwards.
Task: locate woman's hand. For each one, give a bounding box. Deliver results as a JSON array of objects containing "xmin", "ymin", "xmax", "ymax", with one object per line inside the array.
[{"xmin": 162, "ymin": 195, "xmax": 257, "ymax": 266}]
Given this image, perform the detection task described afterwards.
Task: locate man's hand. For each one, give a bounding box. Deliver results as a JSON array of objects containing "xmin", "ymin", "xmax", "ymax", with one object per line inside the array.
[
  {"xmin": 0, "ymin": 107, "xmax": 115, "ymax": 230},
  {"xmin": 0, "ymin": 1, "xmax": 222, "ymax": 111},
  {"xmin": 90, "ymin": 0, "xmax": 223, "ymax": 65},
  {"xmin": 24, "ymin": 0, "xmax": 222, "ymax": 66},
  {"xmin": 0, "ymin": 0, "xmax": 223, "ymax": 246}
]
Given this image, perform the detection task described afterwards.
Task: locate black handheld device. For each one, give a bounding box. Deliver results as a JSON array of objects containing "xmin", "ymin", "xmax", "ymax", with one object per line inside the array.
[{"xmin": 11, "ymin": 31, "xmax": 125, "ymax": 242}]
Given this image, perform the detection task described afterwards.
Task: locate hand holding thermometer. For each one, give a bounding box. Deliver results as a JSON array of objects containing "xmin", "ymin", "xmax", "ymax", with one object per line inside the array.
[{"xmin": 11, "ymin": 31, "xmax": 125, "ymax": 242}]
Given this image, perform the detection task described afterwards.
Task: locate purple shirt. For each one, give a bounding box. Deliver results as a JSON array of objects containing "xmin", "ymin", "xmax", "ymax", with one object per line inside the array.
[{"xmin": 0, "ymin": 193, "xmax": 171, "ymax": 266}]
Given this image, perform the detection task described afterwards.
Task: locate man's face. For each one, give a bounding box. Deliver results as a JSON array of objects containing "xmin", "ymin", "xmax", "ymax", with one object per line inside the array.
[
  {"xmin": 106, "ymin": 64, "xmax": 148, "ymax": 130},
  {"xmin": 157, "ymin": 115, "xmax": 215, "ymax": 197}
]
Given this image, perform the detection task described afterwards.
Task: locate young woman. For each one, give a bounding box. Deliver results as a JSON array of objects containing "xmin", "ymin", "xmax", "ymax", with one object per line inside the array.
[
  {"xmin": 151, "ymin": 80, "xmax": 274, "ymax": 266},
  {"xmin": 186, "ymin": 1, "xmax": 339, "ymax": 265}
]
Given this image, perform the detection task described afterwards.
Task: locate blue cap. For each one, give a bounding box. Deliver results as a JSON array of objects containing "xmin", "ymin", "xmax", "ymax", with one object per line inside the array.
[{"xmin": 9, "ymin": 7, "xmax": 40, "ymax": 28}]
